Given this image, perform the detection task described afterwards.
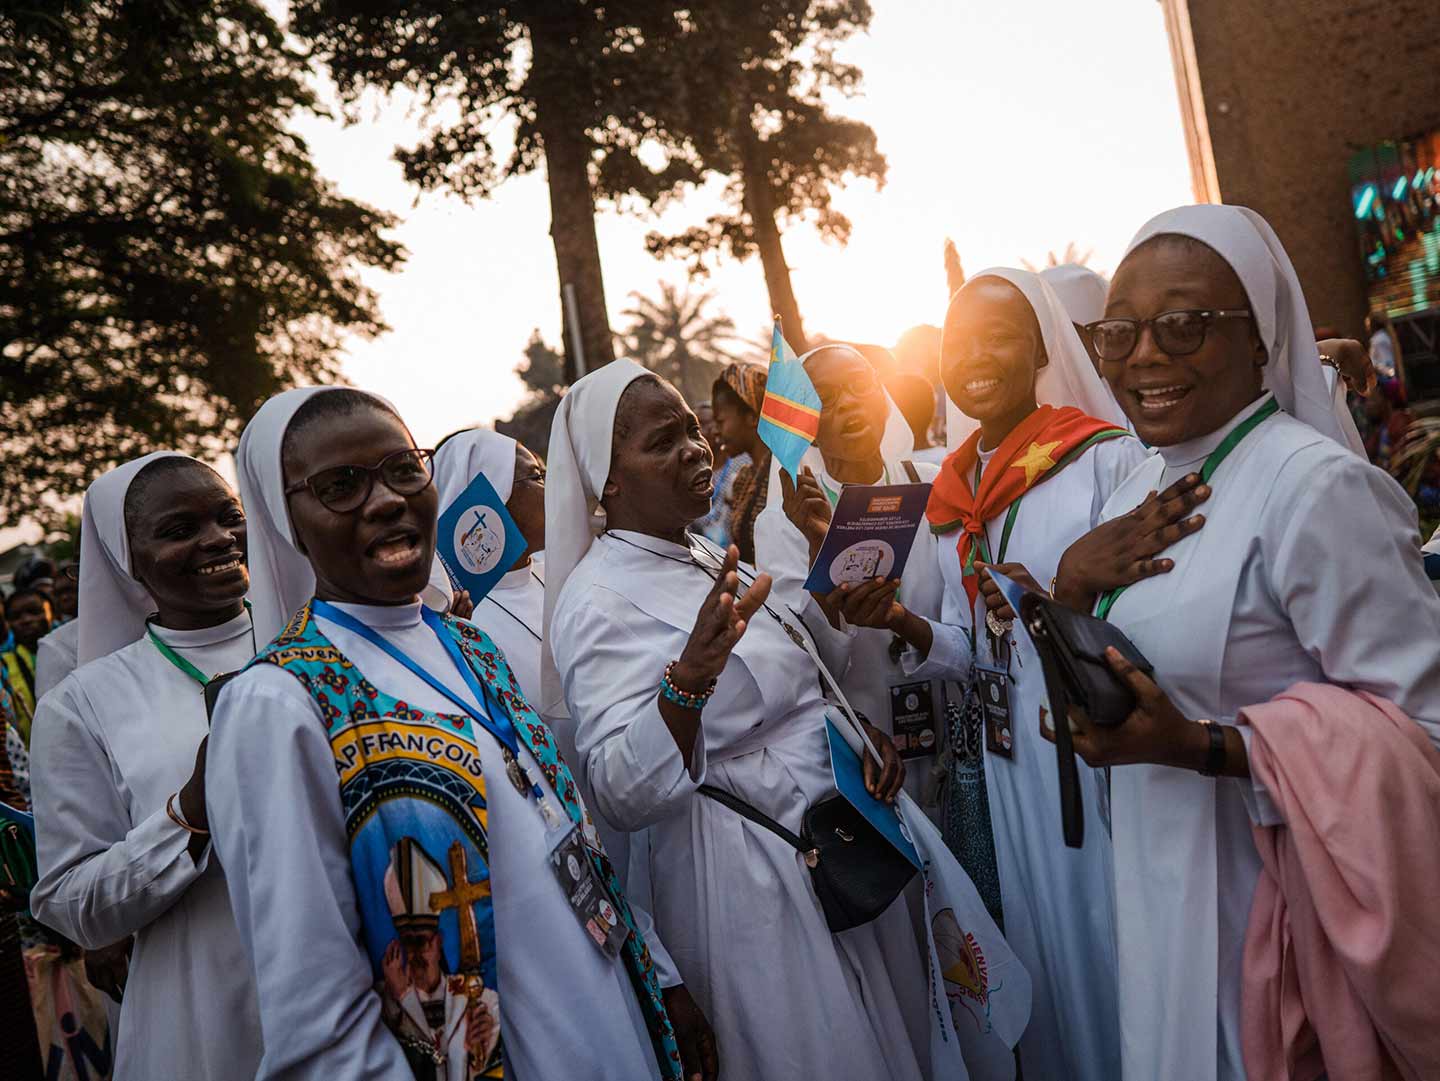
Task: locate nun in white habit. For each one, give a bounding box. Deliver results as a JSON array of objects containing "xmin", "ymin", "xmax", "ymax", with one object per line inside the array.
[
  {"xmin": 857, "ymin": 268, "xmax": 1150, "ymax": 1081},
  {"xmin": 751, "ymin": 344, "xmax": 947, "ymax": 809},
  {"xmin": 429, "ymin": 427, "xmax": 683, "ymax": 989},
  {"xmin": 208, "ymin": 386, "xmax": 674, "ymax": 1081},
  {"xmin": 29, "ymin": 452, "xmax": 262, "ymax": 1081},
  {"xmin": 1059, "ymin": 204, "xmax": 1440, "ymax": 1081},
  {"xmin": 544, "ymin": 360, "xmax": 1031, "ymax": 1081}
]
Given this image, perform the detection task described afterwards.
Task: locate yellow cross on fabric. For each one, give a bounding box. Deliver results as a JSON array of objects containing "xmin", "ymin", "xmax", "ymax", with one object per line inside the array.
[{"xmin": 1012, "ymin": 439, "xmax": 1063, "ymax": 487}]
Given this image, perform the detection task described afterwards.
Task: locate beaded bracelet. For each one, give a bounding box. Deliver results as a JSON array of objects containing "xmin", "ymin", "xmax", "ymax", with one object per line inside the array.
[{"xmin": 660, "ymin": 661, "xmax": 717, "ymax": 710}]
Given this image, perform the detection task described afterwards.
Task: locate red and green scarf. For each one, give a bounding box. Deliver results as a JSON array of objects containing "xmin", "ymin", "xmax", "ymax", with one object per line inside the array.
[{"xmin": 927, "ymin": 405, "xmax": 1128, "ymax": 607}]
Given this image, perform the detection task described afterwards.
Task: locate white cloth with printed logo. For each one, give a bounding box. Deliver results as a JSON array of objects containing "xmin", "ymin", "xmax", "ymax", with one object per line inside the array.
[{"xmin": 207, "ymin": 600, "xmax": 660, "ymax": 1081}]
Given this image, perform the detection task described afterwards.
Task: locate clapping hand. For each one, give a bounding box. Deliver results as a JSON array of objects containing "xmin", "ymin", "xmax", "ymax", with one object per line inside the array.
[{"xmin": 1052, "ymin": 473, "xmax": 1210, "ymax": 611}]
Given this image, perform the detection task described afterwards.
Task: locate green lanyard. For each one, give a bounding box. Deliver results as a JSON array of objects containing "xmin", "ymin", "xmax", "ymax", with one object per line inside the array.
[
  {"xmin": 1096, "ymin": 397, "xmax": 1280, "ymax": 620},
  {"xmin": 147, "ymin": 601, "xmax": 254, "ymax": 688},
  {"xmin": 970, "ymin": 457, "xmax": 1023, "ymax": 570}
]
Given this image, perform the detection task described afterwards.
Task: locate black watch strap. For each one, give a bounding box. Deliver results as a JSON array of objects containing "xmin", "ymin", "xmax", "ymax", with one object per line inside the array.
[{"xmin": 1198, "ymin": 721, "xmax": 1226, "ymax": 776}]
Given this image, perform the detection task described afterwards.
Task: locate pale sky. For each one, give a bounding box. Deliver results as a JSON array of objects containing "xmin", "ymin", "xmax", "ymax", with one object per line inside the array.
[
  {"xmin": 283, "ymin": 0, "xmax": 1195, "ymax": 448},
  {"xmin": 4, "ymin": 0, "xmax": 1194, "ymax": 549}
]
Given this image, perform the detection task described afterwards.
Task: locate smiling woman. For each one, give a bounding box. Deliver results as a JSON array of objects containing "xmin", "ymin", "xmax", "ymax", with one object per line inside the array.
[{"xmin": 28, "ymin": 451, "xmax": 263, "ymax": 1081}]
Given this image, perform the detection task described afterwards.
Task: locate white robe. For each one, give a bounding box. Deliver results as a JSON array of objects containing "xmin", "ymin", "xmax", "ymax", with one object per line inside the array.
[
  {"xmin": 1098, "ymin": 393, "xmax": 1440, "ymax": 1081},
  {"xmin": 206, "ymin": 600, "xmax": 658, "ymax": 1081},
  {"xmin": 29, "ymin": 609, "xmax": 262, "ymax": 1081},
  {"xmin": 551, "ymin": 531, "xmax": 936, "ymax": 1081},
  {"xmin": 466, "ymin": 553, "xmax": 681, "ymax": 991},
  {"xmin": 752, "ymin": 455, "xmax": 948, "ymax": 811},
  {"xmin": 907, "ymin": 435, "xmax": 1149, "ymax": 1081},
  {"xmin": 35, "ymin": 618, "xmax": 80, "ymax": 702}
]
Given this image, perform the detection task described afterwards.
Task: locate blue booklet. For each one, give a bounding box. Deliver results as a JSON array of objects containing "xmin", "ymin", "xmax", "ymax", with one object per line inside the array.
[
  {"xmin": 802, "ymin": 482, "xmax": 932, "ymax": 594},
  {"xmin": 826, "ymin": 719, "xmax": 922, "ymax": 869},
  {"xmin": 435, "ymin": 473, "xmax": 526, "ymax": 606}
]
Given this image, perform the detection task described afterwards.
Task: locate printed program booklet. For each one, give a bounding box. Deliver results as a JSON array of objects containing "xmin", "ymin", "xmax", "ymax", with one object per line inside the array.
[
  {"xmin": 435, "ymin": 472, "xmax": 526, "ymax": 605},
  {"xmin": 802, "ymin": 481, "xmax": 933, "ymax": 594}
]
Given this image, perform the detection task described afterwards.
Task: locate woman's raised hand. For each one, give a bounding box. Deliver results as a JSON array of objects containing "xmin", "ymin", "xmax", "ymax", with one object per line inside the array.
[
  {"xmin": 672, "ymin": 545, "xmax": 772, "ymax": 694},
  {"xmin": 1052, "ymin": 473, "xmax": 1210, "ymax": 611},
  {"xmin": 778, "ymin": 466, "xmax": 832, "ymax": 560}
]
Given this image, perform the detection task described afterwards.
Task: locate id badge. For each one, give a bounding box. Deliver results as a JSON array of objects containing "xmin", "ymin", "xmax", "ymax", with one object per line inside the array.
[
  {"xmin": 888, "ymin": 680, "xmax": 937, "ymax": 759},
  {"xmin": 547, "ymin": 824, "xmax": 627, "ymax": 959},
  {"xmin": 975, "ymin": 664, "xmax": 1014, "ymax": 759}
]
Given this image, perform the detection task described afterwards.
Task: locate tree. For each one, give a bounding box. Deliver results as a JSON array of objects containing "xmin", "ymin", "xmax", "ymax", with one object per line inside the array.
[
  {"xmin": 0, "ymin": 0, "xmax": 401, "ymax": 527},
  {"xmin": 289, "ymin": 0, "xmax": 702, "ymax": 383},
  {"xmin": 644, "ymin": 2, "xmax": 887, "ymax": 352},
  {"xmin": 619, "ymin": 282, "xmax": 746, "ymax": 407},
  {"xmin": 495, "ymin": 330, "xmax": 565, "ymax": 458}
]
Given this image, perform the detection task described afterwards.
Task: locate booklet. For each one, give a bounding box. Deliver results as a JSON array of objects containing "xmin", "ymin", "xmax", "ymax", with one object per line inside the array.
[
  {"xmin": 802, "ymin": 481, "xmax": 932, "ymax": 594},
  {"xmin": 826, "ymin": 720, "xmax": 922, "ymax": 869},
  {"xmin": 435, "ymin": 473, "xmax": 526, "ymax": 606}
]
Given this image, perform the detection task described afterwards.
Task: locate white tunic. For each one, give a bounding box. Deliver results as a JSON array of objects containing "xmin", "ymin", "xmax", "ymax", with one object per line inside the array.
[
  {"xmin": 752, "ymin": 456, "xmax": 947, "ymax": 810},
  {"xmin": 465, "ymin": 553, "xmax": 681, "ymax": 991},
  {"xmin": 29, "ymin": 610, "xmax": 263, "ymax": 1081},
  {"xmin": 551, "ymin": 531, "xmax": 933, "ymax": 1081},
  {"xmin": 1099, "ymin": 394, "xmax": 1440, "ymax": 1081},
  {"xmin": 206, "ymin": 600, "xmax": 658, "ymax": 1081},
  {"xmin": 35, "ymin": 618, "xmax": 80, "ymax": 702},
  {"xmin": 907, "ymin": 435, "xmax": 1148, "ymax": 1081}
]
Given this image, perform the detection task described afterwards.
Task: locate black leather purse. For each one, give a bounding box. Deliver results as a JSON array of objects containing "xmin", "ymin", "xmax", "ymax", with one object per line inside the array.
[
  {"xmin": 1020, "ymin": 591, "xmax": 1153, "ymax": 849},
  {"xmin": 697, "ymin": 783, "xmax": 918, "ymax": 933}
]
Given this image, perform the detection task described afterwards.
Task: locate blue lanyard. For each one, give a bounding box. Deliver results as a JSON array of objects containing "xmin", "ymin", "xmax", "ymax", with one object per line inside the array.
[{"xmin": 311, "ymin": 600, "xmax": 542, "ymax": 800}]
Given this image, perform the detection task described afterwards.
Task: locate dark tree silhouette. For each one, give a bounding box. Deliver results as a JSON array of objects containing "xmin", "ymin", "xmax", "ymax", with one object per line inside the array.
[
  {"xmin": 643, "ymin": 2, "xmax": 887, "ymax": 352},
  {"xmin": 0, "ymin": 0, "xmax": 400, "ymax": 526}
]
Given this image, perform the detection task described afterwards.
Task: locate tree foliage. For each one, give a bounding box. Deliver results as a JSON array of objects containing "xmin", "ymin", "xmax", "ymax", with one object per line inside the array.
[
  {"xmin": 288, "ymin": 0, "xmax": 705, "ymax": 380},
  {"xmin": 620, "ymin": 282, "xmax": 746, "ymax": 408},
  {"xmin": 0, "ymin": 0, "xmax": 401, "ymax": 526},
  {"xmin": 644, "ymin": 1, "xmax": 887, "ymax": 347},
  {"xmin": 494, "ymin": 330, "xmax": 565, "ymax": 459}
]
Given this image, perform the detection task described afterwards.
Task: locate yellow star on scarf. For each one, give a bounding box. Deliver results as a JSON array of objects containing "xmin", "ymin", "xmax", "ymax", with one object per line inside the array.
[{"xmin": 1012, "ymin": 439, "xmax": 1063, "ymax": 487}]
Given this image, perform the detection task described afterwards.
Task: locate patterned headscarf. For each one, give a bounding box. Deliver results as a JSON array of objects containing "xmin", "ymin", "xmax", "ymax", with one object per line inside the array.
[{"xmin": 714, "ymin": 363, "xmax": 770, "ymax": 563}]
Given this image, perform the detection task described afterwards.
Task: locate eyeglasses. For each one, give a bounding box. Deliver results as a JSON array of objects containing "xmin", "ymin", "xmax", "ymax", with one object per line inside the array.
[
  {"xmin": 285, "ymin": 448, "xmax": 435, "ymax": 513},
  {"xmin": 1085, "ymin": 309, "xmax": 1253, "ymax": 363},
  {"xmin": 815, "ymin": 368, "xmax": 880, "ymax": 411}
]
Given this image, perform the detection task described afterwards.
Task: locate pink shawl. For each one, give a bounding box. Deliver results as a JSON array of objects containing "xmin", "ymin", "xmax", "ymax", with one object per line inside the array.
[{"xmin": 1241, "ymin": 682, "xmax": 1440, "ymax": 1081}]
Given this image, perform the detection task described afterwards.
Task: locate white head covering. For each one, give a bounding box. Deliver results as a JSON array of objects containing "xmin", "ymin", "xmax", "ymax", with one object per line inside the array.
[
  {"xmin": 764, "ymin": 344, "xmax": 913, "ymax": 506},
  {"xmin": 236, "ymin": 385, "xmax": 440, "ymax": 642},
  {"xmin": 77, "ymin": 451, "xmax": 194, "ymax": 666},
  {"xmin": 1122, "ymin": 204, "xmax": 1364, "ymax": 453},
  {"xmin": 432, "ymin": 428, "xmax": 519, "ymax": 508},
  {"xmin": 1039, "ymin": 264, "xmax": 1110, "ymax": 326},
  {"xmin": 540, "ymin": 358, "xmax": 651, "ymax": 714},
  {"xmin": 945, "ymin": 267, "xmax": 1131, "ymax": 449}
]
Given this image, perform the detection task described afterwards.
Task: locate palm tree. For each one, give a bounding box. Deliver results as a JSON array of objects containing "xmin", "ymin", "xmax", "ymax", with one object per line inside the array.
[{"xmin": 620, "ymin": 283, "xmax": 749, "ymax": 406}]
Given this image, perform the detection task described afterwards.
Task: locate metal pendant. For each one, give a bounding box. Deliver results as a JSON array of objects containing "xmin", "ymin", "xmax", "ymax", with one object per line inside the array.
[
  {"xmin": 504, "ymin": 751, "xmax": 531, "ymax": 797},
  {"xmin": 784, "ymin": 622, "xmax": 806, "ymax": 649},
  {"xmin": 985, "ymin": 608, "xmax": 1013, "ymax": 640}
]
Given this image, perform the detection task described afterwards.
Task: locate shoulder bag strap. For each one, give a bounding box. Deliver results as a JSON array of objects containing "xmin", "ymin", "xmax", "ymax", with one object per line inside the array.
[
  {"xmin": 696, "ymin": 784, "xmax": 813, "ymax": 855},
  {"xmin": 901, "ymin": 459, "xmax": 921, "ymax": 483}
]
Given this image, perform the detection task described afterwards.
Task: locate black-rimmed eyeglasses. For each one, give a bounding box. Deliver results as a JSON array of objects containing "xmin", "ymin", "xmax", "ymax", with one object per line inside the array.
[
  {"xmin": 1085, "ymin": 309, "xmax": 1252, "ymax": 363},
  {"xmin": 285, "ymin": 448, "xmax": 435, "ymax": 513}
]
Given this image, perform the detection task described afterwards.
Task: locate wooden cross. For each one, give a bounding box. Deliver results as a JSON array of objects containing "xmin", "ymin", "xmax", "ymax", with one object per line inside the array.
[{"xmin": 429, "ymin": 840, "xmax": 491, "ymax": 972}]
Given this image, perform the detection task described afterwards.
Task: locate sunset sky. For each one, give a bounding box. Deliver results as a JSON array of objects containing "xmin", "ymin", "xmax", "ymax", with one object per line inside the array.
[{"xmin": 281, "ymin": 0, "xmax": 1196, "ymax": 448}]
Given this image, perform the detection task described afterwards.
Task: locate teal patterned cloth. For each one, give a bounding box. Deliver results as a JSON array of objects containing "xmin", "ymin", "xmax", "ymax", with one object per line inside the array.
[{"xmin": 251, "ymin": 601, "xmax": 682, "ymax": 1081}]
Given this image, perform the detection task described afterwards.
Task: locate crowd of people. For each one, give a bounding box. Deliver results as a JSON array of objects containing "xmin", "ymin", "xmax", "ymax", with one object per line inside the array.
[{"xmin": 3, "ymin": 201, "xmax": 1440, "ymax": 1081}]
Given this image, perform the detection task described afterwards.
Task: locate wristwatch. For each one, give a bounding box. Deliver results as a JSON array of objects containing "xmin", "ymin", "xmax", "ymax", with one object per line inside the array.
[{"xmin": 1196, "ymin": 719, "xmax": 1226, "ymax": 776}]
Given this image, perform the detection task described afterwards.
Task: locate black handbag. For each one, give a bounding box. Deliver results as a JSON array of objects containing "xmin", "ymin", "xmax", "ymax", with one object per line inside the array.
[
  {"xmin": 1019, "ymin": 591, "xmax": 1153, "ymax": 849},
  {"xmin": 697, "ymin": 783, "xmax": 918, "ymax": 933}
]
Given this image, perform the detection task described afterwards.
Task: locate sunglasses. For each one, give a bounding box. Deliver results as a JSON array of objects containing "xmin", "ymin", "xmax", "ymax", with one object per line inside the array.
[
  {"xmin": 1085, "ymin": 309, "xmax": 1252, "ymax": 364},
  {"xmin": 815, "ymin": 368, "xmax": 880, "ymax": 411},
  {"xmin": 285, "ymin": 448, "xmax": 435, "ymax": 513}
]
